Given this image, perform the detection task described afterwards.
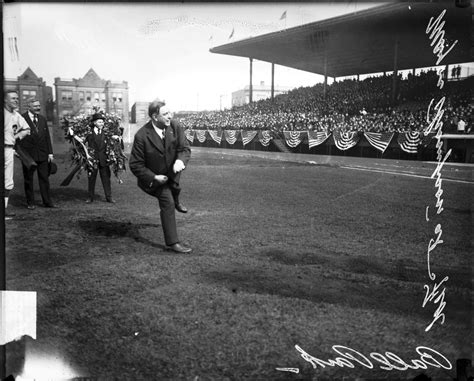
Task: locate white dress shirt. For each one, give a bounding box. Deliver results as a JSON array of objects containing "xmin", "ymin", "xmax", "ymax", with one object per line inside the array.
[{"xmin": 152, "ymin": 123, "xmax": 165, "ymax": 140}]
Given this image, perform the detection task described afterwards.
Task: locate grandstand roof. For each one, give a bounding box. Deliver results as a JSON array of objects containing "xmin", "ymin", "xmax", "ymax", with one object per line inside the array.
[{"xmin": 210, "ymin": 2, "xmax": 471, "ymax": 78}]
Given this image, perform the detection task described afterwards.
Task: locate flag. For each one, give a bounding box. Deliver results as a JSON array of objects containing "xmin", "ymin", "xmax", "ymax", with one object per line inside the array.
[
  {"xmin": 4, "ymin": 16, "xmax": 21, "ymax": 63},
  {"xmin": 258, "ymin": 130, "xmax": 272, "ymax": 146},
  {"xmin": 229, "ymin": 28, "xmax": 234, "ymax": 39},
  {"xmin": 397, "ymin": 131, "xmax": 420, "ymax": 153},
  {"xmin": 307, "ymin": 131, "xmax": 330, "ymax": 148},
  {"xmin": 333, "ymin": 130, "xmax": 360, "ymax": 151},
  {"xmin": 208, "ymin": 130, "xmax": 222, "ymax": 144},
  {"xmin": 195, "ymin": 129, "xmax": 207, "ymax": 143},
  {"xmin": 184, "ymin": 129, "xmax": 195, "ymax": 143},
  {"xmin": 8, "ymin": 37, "xmax": 19, "ymax": 61},
  {"xmin": 241, "ymin": 130, "xmax": 257, "ymax": 146},
  {"xmin": 224, "ymin": 130, "xmax": 238, "ymax": 145},
  {"xmin": 364, "ymin": 132, "xmax": 394, "ymax": 153},
  {"xmin": 280, "ymin": 11, "xmax": 287, "ymax": 20},
  {"xmin": 283, "ymin": 131, "xmax": 302, "ymax": 148}
]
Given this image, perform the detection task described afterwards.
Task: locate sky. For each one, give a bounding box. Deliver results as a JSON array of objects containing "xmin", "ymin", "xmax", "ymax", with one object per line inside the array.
[{"xmin": 4, "ymin": 2, "xmax": 384, "ymax": 112}]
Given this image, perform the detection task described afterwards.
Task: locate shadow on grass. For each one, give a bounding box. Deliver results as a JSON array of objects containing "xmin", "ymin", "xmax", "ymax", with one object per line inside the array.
[
  {"xmin": 77, "ymin": 218, "xmax": 166, "ymax": 249},
  {"xmin": 262, "ymin": 248, "xmax": 471, "ymax": 289},
  {"xmin": 8, "ymin": 186, "xmax": 89, "ymax": 207},
  {"xmin": 202, "ymin": 263, "xmax": 470, "ymax": 325}
]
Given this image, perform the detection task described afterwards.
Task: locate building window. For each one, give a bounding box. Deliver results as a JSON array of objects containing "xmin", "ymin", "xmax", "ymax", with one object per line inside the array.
[
  {"xmin": 86, "ymin": 92, "xmax": 91, "ymax": 101},
  {"xmin": 94, "ymin": 92, "xmax": 100, "ymax": 102},
  {"xmin": 22, "ymin": 90, "xmax": 37, "ymax": 100},
  {"xmin": 61, "ymin": 91, "xmax": 73, "ymax": 101},
  {"xmin": 101, "ymin": 93, "xmax": 106, "ymax": 102},
  {"xmin": 112, "ymin": 92, "xmax": 123, "ymax": 103},
  {"xmin": 140, "ymin": 110, "xmax": 147, "ymax": 120},
  {"xmin": 79, "ymin": 92, "xmax": 84, "ymax": 102}
]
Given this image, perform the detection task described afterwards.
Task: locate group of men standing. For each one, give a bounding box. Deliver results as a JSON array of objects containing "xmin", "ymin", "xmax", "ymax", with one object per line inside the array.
[
  {"xmin": 4, "ymin": 90, "xmax": 55, "ymax": 218},
  {"xmin": 4, "ymin": 91, "xmax": 192, "ymax": 253}
]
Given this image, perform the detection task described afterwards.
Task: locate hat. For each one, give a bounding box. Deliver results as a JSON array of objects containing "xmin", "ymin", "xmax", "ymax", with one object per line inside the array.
[
  {"xmin": 91, "ymin": 113, "xmax": 105, "ymax": 123},
  {"xmin": 48, "ymin": 161, "xmax": 57, "ymax": 176}
]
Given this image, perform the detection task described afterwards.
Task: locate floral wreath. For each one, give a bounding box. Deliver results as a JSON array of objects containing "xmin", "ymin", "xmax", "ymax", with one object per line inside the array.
[{"xmin": 61, "ymin": 106, "xmax": 127, "ymax": 182}]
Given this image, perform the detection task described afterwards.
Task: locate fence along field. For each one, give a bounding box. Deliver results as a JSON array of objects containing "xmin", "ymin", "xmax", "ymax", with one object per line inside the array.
[{"xmin": 5, "ymin": 147, "xmax": 472, "ymax": 380}]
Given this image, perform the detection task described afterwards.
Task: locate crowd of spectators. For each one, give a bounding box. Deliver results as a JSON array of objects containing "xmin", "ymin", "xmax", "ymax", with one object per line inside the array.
[{"xmin": 177, "ymin": 69, "xmax": 472, "ymax": 135}]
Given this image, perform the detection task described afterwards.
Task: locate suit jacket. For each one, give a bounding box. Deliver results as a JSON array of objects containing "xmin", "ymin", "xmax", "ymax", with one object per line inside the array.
[
  {"xmin": 18, "ymin": 112, "xmax": 52, "ymax": 162},
  {"xmin": 86, "ymin": 130, "xmax": 108, "ymax": 167},
  {"xmin": 129, "ymin": 119, "xmax": 191, "ymax": 197}
]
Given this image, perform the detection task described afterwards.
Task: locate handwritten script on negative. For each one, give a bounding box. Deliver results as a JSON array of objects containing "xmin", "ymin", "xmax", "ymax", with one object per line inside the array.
[{"xmin": 422, "ymin": 8, "xmax": 457, "ymax": 332}]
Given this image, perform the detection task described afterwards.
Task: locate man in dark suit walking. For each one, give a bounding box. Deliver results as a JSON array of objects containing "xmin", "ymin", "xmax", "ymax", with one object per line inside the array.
[
  {"xmin": 18, "ymin": 97, "xmax": 55, "ymax": 209},
  {"xmin": 129, "ymin": 100, "xmax": 192, "ymax": 253},
  {"xmin": 85, "ymin": 113, "xmax": 115, "ymax": 203}
]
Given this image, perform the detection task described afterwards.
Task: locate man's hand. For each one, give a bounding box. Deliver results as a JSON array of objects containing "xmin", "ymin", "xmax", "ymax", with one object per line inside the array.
[
  {"xmin": 154, "ymin": 175, "xmax": 168, "ymax": 184},
  {"xmin": 48, "ymin": 154, "xmax": 54, "ymax": 163},
  {"xmin": 111, "ymin": 135, "xmax": 121, "ymax": 140},
  {"xmin": 173, "ymin": 159, "xmax": 185, "ymax": 173},
  {"xmin": 68, "ymin": 127, "xmax": 74, "ymax": 136}
]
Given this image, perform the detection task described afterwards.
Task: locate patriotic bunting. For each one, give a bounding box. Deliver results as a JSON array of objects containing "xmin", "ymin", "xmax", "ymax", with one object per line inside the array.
[
  {"xmin": 184, "ymin": 129, "xmax": 194, "ymax": 143},
  {"xmin": 364, "ymin": 132, "xmax": 394, "ymax": 153},
  {"xmin": 397, "ymin": 131, "xmax": 420, "ymax": 153},
  {"xmin": 187, "ymin": 129, "xmax": 438, "ymax": 157},
  {"xmin": 195, "ymin": 129, "xmax": 206, "ymax": 143},
  {"xmin": 283, "ymin": 131, "xmax": 302, "ymax": 148},
  {"xmin": 258, "ymin": 130, "xmax": 272, "ymax": 146},
  {"xmin": 307, "ymin": 131, "xmax": 330, "ymax": 148},
  {"xmin": 333, "ymin": 130, "xmax": 360, "ymax": 151},
  {"xmin": 224, "ymin": 130, "xmax": 238, "ymax": 145},
  {"xmin": 241, "ymin": 130, "xmax": 257, "ymax": 146},
  {"xmin": 208, "ymin": 130, "xmax": 223, "ymax": 144}
]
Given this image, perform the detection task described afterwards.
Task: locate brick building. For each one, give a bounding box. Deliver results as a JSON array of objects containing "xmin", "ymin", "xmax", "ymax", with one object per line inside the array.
[
  {"xmin": 54, "ymin": 68, "xmax": 129, "ymax": 123},
  {"xmin": 4, "ymin": 67, "xmax": 54, "ymax": 120}
]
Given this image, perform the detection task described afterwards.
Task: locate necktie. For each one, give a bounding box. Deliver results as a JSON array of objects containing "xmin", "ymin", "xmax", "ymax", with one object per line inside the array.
[{"xmin": 33, "ymin": 115, "xmax": 38, "ymax": 133}]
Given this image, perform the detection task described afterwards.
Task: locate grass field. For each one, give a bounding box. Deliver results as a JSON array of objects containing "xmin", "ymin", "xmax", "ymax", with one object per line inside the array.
[{"xmin": 5, "ymin": 146, "xmax": 472, "ymax": 380}]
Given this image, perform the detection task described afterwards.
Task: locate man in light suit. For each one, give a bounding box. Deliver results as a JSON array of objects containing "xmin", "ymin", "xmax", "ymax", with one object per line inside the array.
[
  {"xmin": 129, "ymin": 100, "xmax": 192, "ymax": 253},
  {"xmin": 18, "ymin": 97, "xmax": 55, "ymax": 209}
]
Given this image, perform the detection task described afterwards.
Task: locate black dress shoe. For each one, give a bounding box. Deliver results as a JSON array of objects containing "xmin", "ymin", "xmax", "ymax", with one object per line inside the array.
[
  {"xmin": 43, "ymin": 203, "xmax": 56, "ymax": 208},
  {"xmin": 175, "ymin": 203, "xmax": 188, "ymax": 213},
  {"xmin": 27, "ymin": 204, "xmax": 36, "ymax": 210},
  {"xmin": 106, "ymin": 198, "xmax": 116, "ymax": 204},
  {"xmin": 85, "ymin": 198, "xmax": 93, "ymax": 203},
  {"xmin": 166, "ymin": 243, "xmax": 192, "ymax": 253}
]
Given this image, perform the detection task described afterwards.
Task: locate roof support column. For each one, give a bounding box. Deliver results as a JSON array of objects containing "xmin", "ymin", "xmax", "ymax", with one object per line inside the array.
[
  {"xmin": 323, "ymin": 55, "xmax": 328, "ymax": 98},
  {"xmin": 249, "ymin": 58, "xmax": 253, "ymax": 104},
  {"xmin": 271, "ymin": 63, "xmax": 275, "ymax": 101},
  {"xmin": 391, "ymin": 39, "xmax": 399, "ymax": 105}
]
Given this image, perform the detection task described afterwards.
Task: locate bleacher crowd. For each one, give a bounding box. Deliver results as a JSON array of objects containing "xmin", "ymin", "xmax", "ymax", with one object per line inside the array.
[{"xmin": 178, "ymin": 70, "xmax": 472, "ymax": 135}]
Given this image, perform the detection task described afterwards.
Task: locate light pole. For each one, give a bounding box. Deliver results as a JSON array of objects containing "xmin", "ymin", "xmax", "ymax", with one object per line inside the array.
[{"xmin": 220, "ymin": 94, "xmax": 225, "ymax": 111}]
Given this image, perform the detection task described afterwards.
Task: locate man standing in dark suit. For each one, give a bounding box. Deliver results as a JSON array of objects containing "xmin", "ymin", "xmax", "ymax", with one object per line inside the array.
[
  {"xmin": 18, "ymin": 97, "xmax": 54, "ymax": 209},
  {"xmin": 129, "ymin": 100, "xmax": 191, "ymax": 253},
  {"xmin": 85, "ymin": 113, "xmax": 115, "ymax": 204}
]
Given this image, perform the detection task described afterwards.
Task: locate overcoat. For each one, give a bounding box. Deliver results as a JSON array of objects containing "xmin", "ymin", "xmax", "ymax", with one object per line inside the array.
[{"xmin": 129, "ymin": 119, "xmax": 191, "ymax": 196}]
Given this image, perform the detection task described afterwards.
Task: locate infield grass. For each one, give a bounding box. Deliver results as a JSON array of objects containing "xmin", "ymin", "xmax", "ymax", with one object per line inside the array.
[{"xmin": 5, "ymin": 147, "xmax": 472, "ymax": 380}]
